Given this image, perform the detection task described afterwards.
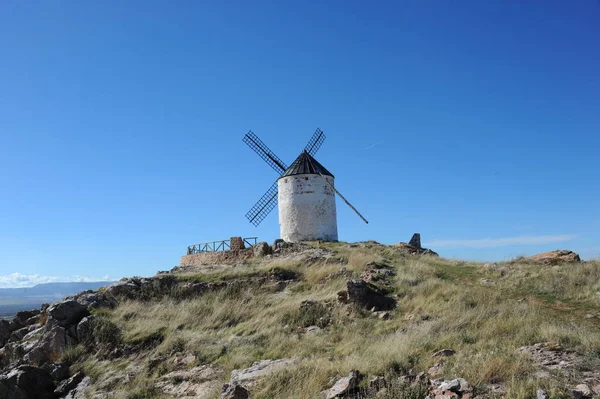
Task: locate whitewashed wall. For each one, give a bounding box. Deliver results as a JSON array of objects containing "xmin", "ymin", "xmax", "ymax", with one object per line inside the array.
[{"xmin": 277, "ymin": 174, "xmax": 338, "ymax": 242}]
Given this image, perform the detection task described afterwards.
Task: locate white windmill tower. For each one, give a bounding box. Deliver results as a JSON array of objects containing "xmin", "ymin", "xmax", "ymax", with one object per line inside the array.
[{"xmin": 243, "ymin": 129, "xmax": 368, "ymax": 242}]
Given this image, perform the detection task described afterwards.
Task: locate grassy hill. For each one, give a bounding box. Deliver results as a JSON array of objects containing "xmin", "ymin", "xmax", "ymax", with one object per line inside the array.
[{"xmin": 60, "ymin": 241, "xmax": 600, "ymax": 399}]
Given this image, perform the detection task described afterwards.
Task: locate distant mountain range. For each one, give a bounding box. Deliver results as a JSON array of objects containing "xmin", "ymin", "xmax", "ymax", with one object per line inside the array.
[{"xmin": 0, "ymin": 281, "xmax": 116, "ymax": 318}]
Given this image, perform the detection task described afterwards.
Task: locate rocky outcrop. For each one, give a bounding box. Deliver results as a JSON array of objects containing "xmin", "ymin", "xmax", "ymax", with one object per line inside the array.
[
  {"xmin": 529, "ymin": 250, "xmax": 581, "ymax": 265},
  {"xmin": 0, "ymin": 365, "xmax": 56, "ymax": 399},
  {"xmin": 66, "ymin": 291, "xmax": 117, "ymax": 310},
  {"xmin": 338, "ymin": 280, "xmax": 396, "ymax": 310}
]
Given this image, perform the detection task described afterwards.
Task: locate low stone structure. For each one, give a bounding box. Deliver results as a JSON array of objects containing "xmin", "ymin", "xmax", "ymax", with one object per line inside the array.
[{"xmin": 180, "ymin": 237, "xmax": 255, "ymax": 267}]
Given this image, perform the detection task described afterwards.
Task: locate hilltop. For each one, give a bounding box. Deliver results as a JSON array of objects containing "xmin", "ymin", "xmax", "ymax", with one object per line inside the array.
[{"xmin": 1, "ymin": 241, "xmax": 599, "ymax": 399}]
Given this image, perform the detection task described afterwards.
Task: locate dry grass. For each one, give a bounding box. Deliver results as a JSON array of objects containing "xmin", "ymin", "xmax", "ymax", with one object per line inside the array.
[{"xmin": 75, "ymin": 243, "xmax": 600, "ymax": 398}]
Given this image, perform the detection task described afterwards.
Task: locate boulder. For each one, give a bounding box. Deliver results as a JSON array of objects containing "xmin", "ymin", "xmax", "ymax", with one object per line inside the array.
[
  {"xmin": 24, "ymin": 326, "xmax": 76, "ymax": 365},
  {"xmin": 40, "ymin": 362, "xmax": 70, "ymax": 381},
  {"xmin": 0, "ymin": 365, "xmax": 56, "ymax": 399},
  {"xmin": 221, "ymin": 383, "xmax": 250, "ymax": 399},
  {"xmin": 229, "ymin": 358, "xmax": 296, "ymax": 387},
  {"xmin": 54, "ymin": 371, "xmax": 84, "ymax": 396},
  {"xmin": 105, "ymin": 281, "xmax": 139, "ymax": 299},
  {"xmin": 529, "ymin": 250, "xmax": 581, "ymax": 265},
  {"xmin": 11, "ymin": 310, "xmax": 40, "ymax": 330},
  {"xmin": 253, "ymin": 242, "xmax": 272, "ymax": 257},
  {"xmin": 46, "ymin": 301, "xmax": 89, "ymax": 329},
  {"xmin": 323, "ymin": 370, "xmax": 360, "ymax": 399},
  {"xmin": 76, "ymin": 316, "xmax": 96, "ymax": 346},
  {"xmin": 345, "ymin": 280, "xmax": 396, "ymax": 310}
]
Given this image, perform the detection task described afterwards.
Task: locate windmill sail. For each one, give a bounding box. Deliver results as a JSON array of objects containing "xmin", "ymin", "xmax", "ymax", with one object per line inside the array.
[
  {"xmin": 243, "ymin": 131, "xmax": 288, "ymax": 174},
  {"xmin": 245, "ymin": 181, "xmax": 279, "ymax": 227}
]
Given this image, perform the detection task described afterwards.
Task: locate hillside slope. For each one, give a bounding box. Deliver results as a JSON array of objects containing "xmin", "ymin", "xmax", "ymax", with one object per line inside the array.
[{"xmin": 1, "ymin": 242, "xmax": 599, "ymax": 399}]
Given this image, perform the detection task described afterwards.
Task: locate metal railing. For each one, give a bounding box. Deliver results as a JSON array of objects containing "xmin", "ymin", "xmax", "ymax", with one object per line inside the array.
[{"xmin": 186, "ymin": 237, "xmax": 258, "ymax": 255}]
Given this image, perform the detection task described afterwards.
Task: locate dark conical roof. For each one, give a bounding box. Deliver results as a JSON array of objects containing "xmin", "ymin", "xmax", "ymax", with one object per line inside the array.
[{"xmin": 280, "ymin": 150, "xmax": 334, "ymax": 178}]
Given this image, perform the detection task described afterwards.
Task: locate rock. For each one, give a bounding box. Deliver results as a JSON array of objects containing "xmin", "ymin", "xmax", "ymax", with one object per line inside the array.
[
  {"xmin": 272, "ymin": 239, "xmax": 288, "ymax": 250},
  {"xmin": 76, "ymin": 316, "xmax": 96, "ymax": 346},
  {"xmin": 11, "ymin": 310, "xmax": 40, "ymax": 329},
  {"xmin": 369, "ymin": 376, "xmax": 387, "ymax": 391},
  {"xmin": 61, "ymin": 375, "xmax": 91, "ymax": 399},
  {"xmin": 40, "ymin": 362, "xmax": 70, "ymax": 381},
  {"xmin": 68, "ymin": 291, "xmax": 117, "ymax": 310},
  {"xmin": 253, "ymin": 242, "xmax": 272, "ymax": 257},
  {"xmin": 24, "ymin": 326, "xmax": 76, "ymax": 365},
  {"xmin": 221, "ymin": 383, "xmax": 250, "ymax": 399},
  {"xmin": 572, "ymin": 384, "xmax": 593, "ymax": 399},
  {"xmin": 361, "ymin": 268, "xmax": 396, "ymax": 282},
  {"xmin": 529, "ymin": 250, "xmax": 581, "ymax": 265},
  {"xmin": 55, "ymin": 371, "xmax": 85, "ymax": 396},
  {"xmin": 304, "ymin": 326, "xmax": 322, "ymax": 334},
  {"xmin": 9, "ymin": 327, "xmax": 31, "ymax": 343},
  {"xmin": 230, "ymin": 358, "xmax": 296, "ymax": 386},
  {"xmin": 408, "ymin": 233, "xmax": 421, "ymax": 249},
  {"xmin": 1, "ymin": 320, "xmax": 11, "ymax": 346},
  {"xmin": 537, "ymin": 388, "xmax": 548, "ymax": 399},
  {"xmin": 432, "ymin": 349, "xmax": 456, "ymax": 358},
  {"xmin": 345, "ymin": 280, "xmax": 396, "ymax": 310},
  {"xmin": 378, "ymin": 312, "xmax": 390, "ymax": 320},
  {"xmin": 323, "ymin": 370, "xmax": 360, "ymax": 399},
  {"xmin": 0, "ymin": 365, "xmax": 56, "ymax": 399},
  {"xmin": 428, "ymin": 363, "xmax": 444, "ymax": 377},
  {"xmin": 156, "ymin": 365, "xmax": 223, "ymax": 399},
  {"xmin": 519, "ymin": 342, "xmax": 582, "ymax": 371},
  {"xmin": 105, "ymin": 281, "xmax": 139, "ymax": 299},
  {"xmin": 46, "ymin": 301, "xmax": 89, "ymax": 329}
]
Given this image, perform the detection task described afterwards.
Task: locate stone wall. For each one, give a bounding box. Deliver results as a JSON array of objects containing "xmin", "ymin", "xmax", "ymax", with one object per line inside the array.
[{"xmin": 180, "ymin": 248, "xmax": 254, "ymax": 267}]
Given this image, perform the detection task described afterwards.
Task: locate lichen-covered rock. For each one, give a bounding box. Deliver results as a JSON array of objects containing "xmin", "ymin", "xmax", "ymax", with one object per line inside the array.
[
  {"xmin": 529, "ymin": 250, "xmax": 581, "ymax": 265},
  {"xmin": 0, "ymin": 365, "xmax": 56, "ymax": 399}
]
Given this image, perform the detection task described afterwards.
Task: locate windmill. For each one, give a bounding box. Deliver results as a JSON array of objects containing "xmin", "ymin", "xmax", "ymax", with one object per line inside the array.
[{"xmin": 243, "ymin": 128, "xmax": 368, "ymax": 243}]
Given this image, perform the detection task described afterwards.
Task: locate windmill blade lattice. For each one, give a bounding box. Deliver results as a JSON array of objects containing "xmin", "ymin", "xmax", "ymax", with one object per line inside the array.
[
  {"xmin": 245, "ymin": 181, "xmax": 279, "ymax": 226},
  {"xmin": 304, "ymin": 128, "xmax": 326, "ymax": 156},
  {"xmin": 242, "ymin": 131, "xmax": 288, "ymax": 174}
]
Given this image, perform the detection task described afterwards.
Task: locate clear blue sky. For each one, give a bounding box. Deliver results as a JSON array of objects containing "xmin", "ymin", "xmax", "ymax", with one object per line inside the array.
[{"xmin": 1, "ymin": 1, "xmax": 598, "ymax": 286}]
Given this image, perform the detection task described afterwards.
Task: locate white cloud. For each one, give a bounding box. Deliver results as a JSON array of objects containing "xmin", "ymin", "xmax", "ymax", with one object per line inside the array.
[
  {"xmin": 425, "ymin": 235, "xmax": 577, "ymax": 249},
  {"xmin": 0, "ymin": 273, "xmax": 114, "ymax": 289}
]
